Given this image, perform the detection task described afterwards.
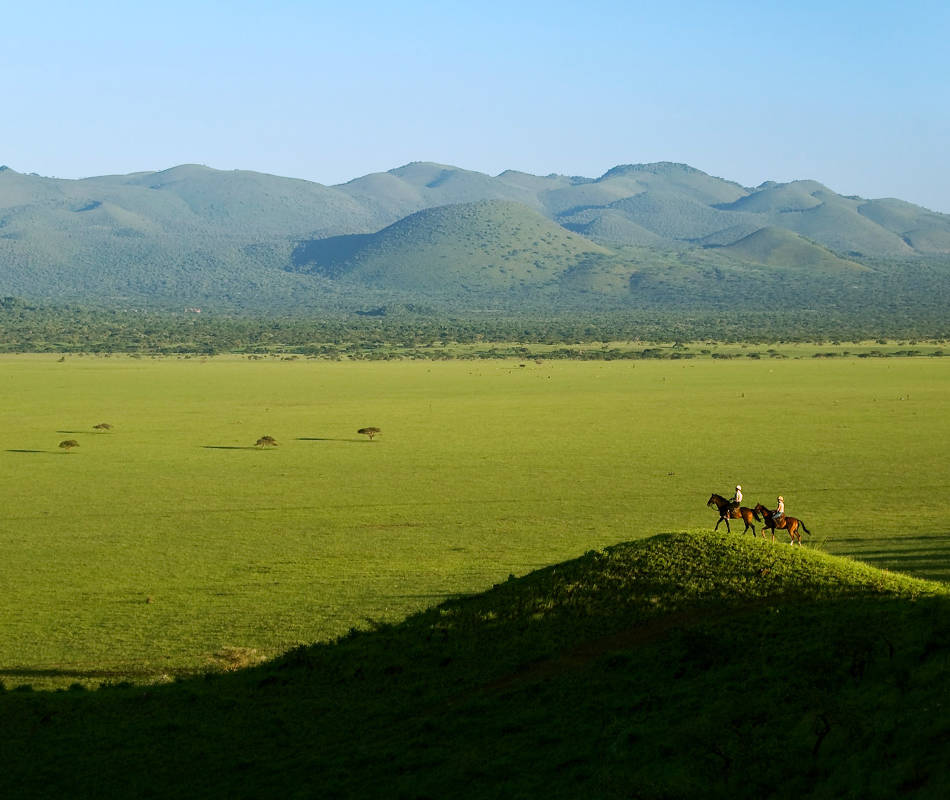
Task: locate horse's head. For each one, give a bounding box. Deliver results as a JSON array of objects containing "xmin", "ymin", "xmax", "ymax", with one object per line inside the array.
[{"xmin": 707, "ymin": 494, "xmax": 720, "ymax": 507}]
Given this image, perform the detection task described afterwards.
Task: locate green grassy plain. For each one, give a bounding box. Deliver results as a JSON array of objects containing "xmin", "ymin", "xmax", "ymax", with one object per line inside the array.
[{"xmin": 1, "ymin": 354, "xmax": 948, "ymax": 688}]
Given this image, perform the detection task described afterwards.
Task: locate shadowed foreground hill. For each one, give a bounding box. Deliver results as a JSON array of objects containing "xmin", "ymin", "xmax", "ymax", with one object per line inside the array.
[{"xmin": 2, "ymin": 532, "xmax": 950, "ymax": 798}]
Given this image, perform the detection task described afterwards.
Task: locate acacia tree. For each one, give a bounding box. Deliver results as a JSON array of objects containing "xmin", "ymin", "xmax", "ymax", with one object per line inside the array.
[
  {"xmin": 59, "ymin": 439, "xmax": 79, "ymax": 453},
  {"xmin": 255, "ymin": 435, "xmax": 278, "ymax": 448},
  {"xmin": 357, "ymin": 427, "xmax": 381, "ymax": 440}
]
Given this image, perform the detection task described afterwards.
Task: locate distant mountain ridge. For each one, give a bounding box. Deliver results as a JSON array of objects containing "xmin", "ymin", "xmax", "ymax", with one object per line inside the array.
[{"xmin": 1, "ymin": 160, "xmax": 948, "ymax": 311}]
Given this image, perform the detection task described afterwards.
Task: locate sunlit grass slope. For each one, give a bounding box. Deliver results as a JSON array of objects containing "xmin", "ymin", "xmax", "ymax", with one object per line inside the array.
[{"xmin": 2, "ymin": 531, "xmax": 949, "ymax": 799}]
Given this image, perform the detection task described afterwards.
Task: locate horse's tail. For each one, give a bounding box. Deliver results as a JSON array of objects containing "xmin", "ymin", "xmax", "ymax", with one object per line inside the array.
[
  {"xmin": 752, "ymin": 507, "xmax": 761, "ymax": 522},
  {"xmin": 799, "ymin": 520, "xmax": 810, "ymax": 536}
]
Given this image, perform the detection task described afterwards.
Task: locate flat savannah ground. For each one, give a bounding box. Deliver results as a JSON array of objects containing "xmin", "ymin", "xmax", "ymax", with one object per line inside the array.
[{"xmin": 0, "ymin": 355, "xmax": 948, "ymax": 688}]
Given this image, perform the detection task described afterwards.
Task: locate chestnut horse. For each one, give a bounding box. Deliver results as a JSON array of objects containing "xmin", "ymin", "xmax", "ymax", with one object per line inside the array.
[
  {"xmin": 707, "ymin": 494, "xmax": 760, "ymax": 535},
  {"xmin": 753, "ymin": 504, "xmax": 811, "ymax": 545}
]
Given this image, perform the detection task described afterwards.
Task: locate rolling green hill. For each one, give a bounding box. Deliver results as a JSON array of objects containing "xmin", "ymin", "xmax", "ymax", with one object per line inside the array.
[
  {"xmin": 717, "ymin": 183, "xmax": 916, "ymax": 257},
  {"xmin": 1, "ymin": 160, "xmax": 949, "ymax": 311},
  {"xmin": 2, "ymin": 531, "xmax": 949, "ymax": 798},
  {"xmin": 291, "ymin": 199, "xmax": 612, "ymax": 293},
  {"xmin": 597, "ymin": 161, "xmax": 750, "ymax": 205},
  {"xmin": 713, "ymin": 226, "xmax": 870, "ymax": 273},
  {"xmin": 339, "ymin": 161, "xmax": 543, "ymax": 221},
  {"xmin": 857, "ymin": 198, "xmax": 950, "ymax": 254},
  {"xmin": 582, "ymin": 189, "xmax": 761, "ymax": 241},
  {"xmin": 0, "ymin": 163, "xmax": 378, "ymax": 238}
]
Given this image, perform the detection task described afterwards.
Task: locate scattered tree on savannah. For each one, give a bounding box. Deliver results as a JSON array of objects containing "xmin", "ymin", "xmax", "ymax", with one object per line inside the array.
[
  {"xmin": 93, "ymin": 423, "xmax": 113, "ymax": 431},
  {"xmin": 58, "ymin": 439, "xmax": 79, "ymax": 452},
  {"xmin": 357, "ymin": 427, "xmax": 381, "ymax": 440},
  {"xmin": 255, "ymin": 436, "xmax": 278, "ymax": 448}
]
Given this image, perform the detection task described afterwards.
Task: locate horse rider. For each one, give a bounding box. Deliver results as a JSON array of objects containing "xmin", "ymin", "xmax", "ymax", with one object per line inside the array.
[
  {"xmin": 773, "ymin": 495, "xmax": 785, "ymax": 524},
  {"xmin": 729, "ymin": 484, "xmax": 742, "ymax": 512}
]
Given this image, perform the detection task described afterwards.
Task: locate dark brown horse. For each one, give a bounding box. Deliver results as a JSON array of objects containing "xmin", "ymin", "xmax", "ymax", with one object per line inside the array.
[
  {"xmin": 753, "ymin": 504, "xmax": 811, "ymax": 545},
  {"xmin": 707, "ymin": 494, "xmax": 760, "ymax": 535}
]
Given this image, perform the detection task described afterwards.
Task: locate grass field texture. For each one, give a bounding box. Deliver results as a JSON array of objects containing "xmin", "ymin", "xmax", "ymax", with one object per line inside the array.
[{"xmin": 1, "ymin": 355, "xmax": 948, "ymax": 687}]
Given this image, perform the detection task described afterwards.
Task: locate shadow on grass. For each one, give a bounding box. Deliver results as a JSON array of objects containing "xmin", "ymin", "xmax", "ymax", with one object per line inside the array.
[
  {"xmin": 202, "ymin": 445, "xmax": 262, "ymax": 451},
  {"xmin": 0, "ymin": 666, "xmax": 164, "ymax": 679},
  {"xmin": 296, "ymin": 437, "xmax": 372, "ymax": 443},
  {"xmin": 840, "ymin": 533, "xmax": 950, "ymax": 582},
  {"xmin": 4, "ymin": 590, "xmax": 950, "ymax": 798},
  {"xmin": 5, "ymin": 449, "xmax": 53, "ymax": 454}
]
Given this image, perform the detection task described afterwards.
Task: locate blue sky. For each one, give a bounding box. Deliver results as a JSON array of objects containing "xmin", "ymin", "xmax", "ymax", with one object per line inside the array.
[{"xmin": 4, "ymin": 0, "xmax": 949, "ymax": 211}]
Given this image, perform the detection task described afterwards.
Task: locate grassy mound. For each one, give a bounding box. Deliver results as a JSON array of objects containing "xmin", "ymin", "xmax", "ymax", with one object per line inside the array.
[{"xmin": 2, "ymin": 531, "xmax": 949, "ymax": 798}]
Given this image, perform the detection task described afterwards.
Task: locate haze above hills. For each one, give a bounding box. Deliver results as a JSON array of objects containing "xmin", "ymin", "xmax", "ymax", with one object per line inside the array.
[{"xmin": 1, "ymin": 161, "xmax": 948, "ymax": 312}]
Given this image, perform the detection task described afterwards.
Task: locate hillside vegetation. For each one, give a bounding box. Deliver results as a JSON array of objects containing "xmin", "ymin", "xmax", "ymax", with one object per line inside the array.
[
  {"xmin": 2, "ymin": 531, "xmax": 949, "ymax": 798},
  {"xmin": 714, "ymin": 226, "xmax": 869, "ymax": 273},
  {"xmin": 2, "ymin": 161, "xmax": 949, "ymax": 312},
  {"xmin": 291, "ymin": 200, "xmax": 612, "ymax": 294}
]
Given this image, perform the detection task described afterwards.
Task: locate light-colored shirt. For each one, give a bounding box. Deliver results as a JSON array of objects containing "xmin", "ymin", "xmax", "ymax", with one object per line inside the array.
[{"xmin": 733, "ymin": 489, "xmax": 742, "ymax": 503}]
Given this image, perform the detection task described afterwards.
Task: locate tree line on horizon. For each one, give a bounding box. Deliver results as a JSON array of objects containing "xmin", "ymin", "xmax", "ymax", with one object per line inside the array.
[{"xmin": 0, "ymin": 299, "xmax": 949, "ymax": 355}]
